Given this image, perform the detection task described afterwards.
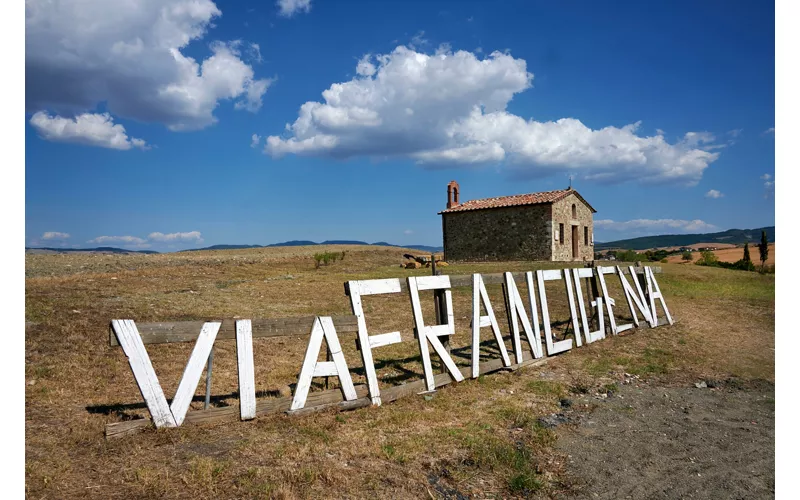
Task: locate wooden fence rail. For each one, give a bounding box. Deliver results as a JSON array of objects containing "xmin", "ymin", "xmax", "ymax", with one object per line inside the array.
[
  {"xmin": 110, "ymin": 267, "xmax": 661, "ymax": 346},
  {"xmin": 104, "ymin": 264, "xmax": 662, "ymax": 438},
  {"xmin": 108, "ymin": 315, "xmax": 359, "ymax": 346}
]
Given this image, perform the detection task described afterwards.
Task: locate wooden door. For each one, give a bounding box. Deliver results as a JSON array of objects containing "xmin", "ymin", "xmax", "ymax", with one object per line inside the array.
[{"xmin": 572, "ymin": 225, "xmax": 579, "ymax": 260}]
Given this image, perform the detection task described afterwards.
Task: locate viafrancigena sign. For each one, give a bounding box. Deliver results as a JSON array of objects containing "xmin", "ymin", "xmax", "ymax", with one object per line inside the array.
[{"xmin": 110, "ymin": 266, "xmax": 672, "ymax": 429}]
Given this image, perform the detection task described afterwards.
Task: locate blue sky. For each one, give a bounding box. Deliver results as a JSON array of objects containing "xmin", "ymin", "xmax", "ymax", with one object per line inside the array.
[{"xmin": 25, "ymin": 0, "xmax": 775, "ymax": 251}]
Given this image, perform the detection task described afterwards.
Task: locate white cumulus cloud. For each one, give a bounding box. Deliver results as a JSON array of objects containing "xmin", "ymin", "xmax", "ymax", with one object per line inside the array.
[
  {"xmin": 265, "ymin": 46, "xmax": 721, "ymax": 185},
  {"xmin": 762, "ymin": 173, "xmax": 774, "ymax": 198},
  {"xmin": 595, "ymin": 219, "xmax": 718, "ymax": 234},
  {"xmin": 41, "ymin": 231, "xmax": 70, "ymax": 240},
  {"xmin": 147, "ymin": 231, "xmax": 204, "ymax": 243},
  {"xmin": 30, "ymin": 112, "xmax": 149, "ymax": 150},
  {"xmin": 705, "ymin": 189, "xmax": 724, "ymax": 199},
  {"xmin": 26, "ymin": 0, "xmax": 272, "ymax": 132},
  {"xmin": 251, "ymin": 134, "xmax": 261, "ymax": 148},
  {"xmin": 88, "ymin": 235, "xmax": 150, "ymax": 247},
  {"xmin": 277, "ymin": 0, "xmax": 311, "ymax": 17}
]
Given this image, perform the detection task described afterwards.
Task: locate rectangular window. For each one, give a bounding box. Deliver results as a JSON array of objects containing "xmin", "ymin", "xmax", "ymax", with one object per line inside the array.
[
  {"xmin": 559, "ymin": 223, "xmax": 564, "ymax": 244},
  {"xmin": 584, "ymin": 226, "xmax": 588, "ymax": 246}
]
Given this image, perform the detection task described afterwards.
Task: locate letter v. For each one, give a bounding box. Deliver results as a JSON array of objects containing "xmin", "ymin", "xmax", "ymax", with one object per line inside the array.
[{"xmin": 111, "ymin": 319, "xmax": 221, "ymax": 427}]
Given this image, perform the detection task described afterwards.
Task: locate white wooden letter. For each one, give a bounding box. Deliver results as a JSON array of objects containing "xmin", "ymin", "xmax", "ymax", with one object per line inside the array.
[
  {"xmin": 290, "ymin": 316, "xmax": 358, "ymax": 411},
  {"xmin": 111, "ymin": 319, "xmax": 178, "ymax": 428},
  {"xmin": 504, "ymin": 272, "xmax": 544, "ymax": 363},
  {"xmin": 563, "ymin": 269, "xmax": 583, "ymax": 348},
  {"xmin": 595, "ymin": 266, "xmax": 630, "ymax": 335},
  {"xmin": 408, "ymin": 276, "xmax": 465, "ymax": 392},
  {"xmin": 571, "ymin": 268, "xmax": 605, "ymax": 343},
  {"xmin": 617, "ymin": 266, "xmax": 655, "ymax": 328},
  {"xmin": 235, "ymin": 320, "xmax": 256, "ymax": 420},
  {"xmin": 536, "ymin": 270, "xmax": 574, "ymax": 355},
  {"xmin": 170, "ymin": 322, "xmax": 221, "ymax": 425},
  {"xmin": 471, "ymin": 274, "xmax": 511, "ymax": 378},
  {"xmin": 347, "ymin": 278, "xmax": 403, "ymax": 406},
  {"xmin": 645, "ymin": 267, "xmax": 674, "ymax": 326}
]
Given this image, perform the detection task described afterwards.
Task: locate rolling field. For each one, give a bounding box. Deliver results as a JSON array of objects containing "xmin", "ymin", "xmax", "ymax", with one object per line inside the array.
[
  {"xmin": 25, "ymin": 245, "xmax": 775, "ymax": 498},
  {"xmin": 666, "ymin": 243, "xmax": 776, "ymax": 265}
]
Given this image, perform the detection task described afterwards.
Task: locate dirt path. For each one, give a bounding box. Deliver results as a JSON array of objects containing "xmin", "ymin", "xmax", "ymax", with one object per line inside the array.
[{"xmin": 550, "ymin": 379, "xmax": 774, "ymax": 499}]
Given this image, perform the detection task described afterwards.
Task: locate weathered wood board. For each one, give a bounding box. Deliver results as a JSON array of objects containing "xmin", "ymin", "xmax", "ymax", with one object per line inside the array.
[
  {"xmin": 235, "ymin": 320, "xmax": 256, "ymax": 420},
  {"xmin": 109, "ymin": 315, "xmax": 359, "ymax": 346},
  {"xmin": 106, "ymin": 346, "xmax": 548, "ymax": 439}
]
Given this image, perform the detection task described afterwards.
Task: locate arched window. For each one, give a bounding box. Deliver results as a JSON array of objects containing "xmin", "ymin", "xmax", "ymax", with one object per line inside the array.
[{"xmin": 572, "ymin": 204, "xmax": 577, "ymax": 218}]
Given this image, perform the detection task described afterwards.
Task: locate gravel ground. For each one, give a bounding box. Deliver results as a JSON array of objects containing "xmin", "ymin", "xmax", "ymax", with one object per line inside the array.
[{"xmin": 551, "ymin": 378, "xmax": 774, "ymax": 499}]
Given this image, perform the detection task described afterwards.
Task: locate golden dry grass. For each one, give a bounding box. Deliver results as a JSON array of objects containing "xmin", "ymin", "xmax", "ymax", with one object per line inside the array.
[
  {"xmin": 25, "ymin": 246, "xmax": 774, "ymax": 498},
  {"xmin": 666, "ymin": 243, "xmax": 775, "ymax": 265}
]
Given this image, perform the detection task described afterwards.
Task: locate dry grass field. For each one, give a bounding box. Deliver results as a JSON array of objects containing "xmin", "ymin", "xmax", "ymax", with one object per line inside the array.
[
  {"xmin": 25, "ymin": 245, "xmax": 775, "ymax": 498},
  {"xmin": 666, "ymin": 243, "xmax": 775, "ymax": 265}
]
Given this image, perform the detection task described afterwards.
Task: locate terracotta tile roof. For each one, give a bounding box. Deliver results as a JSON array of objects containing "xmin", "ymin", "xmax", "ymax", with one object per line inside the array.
[{"xmin": 439, "ymin": 188, "xmax": 596, "ymax": 214}]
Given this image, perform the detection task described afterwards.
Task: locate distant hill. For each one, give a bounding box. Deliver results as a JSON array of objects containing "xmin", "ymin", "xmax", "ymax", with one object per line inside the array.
[
  {"xmin": 25, "ymin": 246, "xmax": 159, "ymax": 254},
  {"xmin": 595, "ymin": 226, "xmax": 775, "ymax": 251},
  {"xmin": 184, "ymin": 241, "xmax": 443, "ymax": 253}
]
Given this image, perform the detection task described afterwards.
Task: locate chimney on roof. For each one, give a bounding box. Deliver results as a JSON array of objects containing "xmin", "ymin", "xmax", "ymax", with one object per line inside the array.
[{"xmin": 447, "ymin": 180, "xmax": 460, "ymax": 209}]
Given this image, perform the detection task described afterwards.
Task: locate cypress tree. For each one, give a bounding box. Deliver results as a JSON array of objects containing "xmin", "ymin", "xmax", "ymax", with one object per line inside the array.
[
  {"xmin": 758, "ymin": 230, "xmax": 769, "ymax": 267},
  {"xmin": 743, "ymin": 242, "xmax": 751, "ymax": 263}
]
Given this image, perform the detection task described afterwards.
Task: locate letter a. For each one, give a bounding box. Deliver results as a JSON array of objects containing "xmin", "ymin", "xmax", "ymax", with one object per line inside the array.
[
  {"xmin": 290, "ymin": 316, "xmax": 358, "ymax": 411},
  {"xmin": 472, "ymin": 274, "xmax": 511, "ymax": 378}
]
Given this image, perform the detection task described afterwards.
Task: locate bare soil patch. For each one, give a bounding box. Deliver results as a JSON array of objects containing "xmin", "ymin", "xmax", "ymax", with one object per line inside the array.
[{"xmin": 552, "ymin": 378, "xmax": 774, "ymax": 499}]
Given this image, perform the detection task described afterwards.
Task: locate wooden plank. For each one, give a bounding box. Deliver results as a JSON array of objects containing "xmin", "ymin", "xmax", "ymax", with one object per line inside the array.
[
  {"xmin": 106, "ymin": 350, "xmax": 550, "ymax": 440},
  {"xmin": 572, "ymin": 269, "xmax": 605, "ymax": 343},
  {"xmin": 524, "ymin": 271, "xmax": 544, "ymax": 359},
  {"xmin": 594, "ymin": 266, "xmax": 619, "ymax": 336},
  {"xmin": 320, "ymin": 316, "xmax": 358, "ymax": 401},
  {"xmin": 536, "ymin": 271, "xmax": 573, "ymax": 355},
  {"xmin": 290, "ymin": 317, "xmax": 358, "ymax": 410},
  {"xmin": 563, "ymin": 269, "xmax": 583, "ymax": 347},
  {"xmin": 471, "ymin": 274, "xmax": 511, "ymax": 378},
  {"xmin": 540, "ymin": 269, "xmax": 562, "ymax": 280},
  {"xmin": 618, "ymin": 266, "xmax": 655, "ymax": 328},
  {"xmin": 646, "ymin": 267, "xmax": 674, "ymax": 326},
  {"xmin": 350, "ymin": 278, "xmax": 402, "ymax": 296},
  {"xmin": 109, "ymin": 315, "xmax": 359, "ymax": 347},
  {"xmin": 407, "ymin": 276, "xmax": 464, "ymax": 391},
  {"xmin": 235, "ymin": 320, "xmax": 256, "ymax": 421},
  {"xmin": 444, "ymin": 290, "xmax": 455, "ymax": 335},
  {"xmin": 170, "ymin": 322, "xmax": 221, "ymax": 426},
  {"xmin": 313, "ymin": 362, "xmax": 339, "ymax": 377},
  {"xmin": 291, "ymin": 317, "xmax": 327, "ymax": 410},
  {"xmin": 414, "ymin": 275, "xmax": 451, "ymax": 291},
  {"xmin": 572, "ymin": 269, "xmax": 591, "ymax": 343},
  {"xmin": 504, "ymin": 272, "xmax": 543, "ymax": 363},
  {"xmin": 368, "ymin": 331, "xmax": 402, "ymax": 349},
  {"xmin": 347, "ymin": 278, "xmax": 404, "ymax": 406},
  {"xmin": 110, "ymin": 320, "xmax": 177, "ymax": 428}
]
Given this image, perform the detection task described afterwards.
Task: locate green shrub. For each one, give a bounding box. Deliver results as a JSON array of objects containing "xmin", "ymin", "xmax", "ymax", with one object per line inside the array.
[
  {"xmin": 695, "ymin": 251, "xmax": 718, "ymax": 266},
  {"xmin": 313, "ymin": 251, "xmax": 344, "ymax": 269},
  {"xmin": 681, "ymin": 251, "xmax": 692, "ymax": 261},
  {"xmin": 718, "ymin": 259, "xmax": 756, "ymax": 272},
  {"xmin": 758, "ymin": 264, "xmax": 775, "ymax": 275}
]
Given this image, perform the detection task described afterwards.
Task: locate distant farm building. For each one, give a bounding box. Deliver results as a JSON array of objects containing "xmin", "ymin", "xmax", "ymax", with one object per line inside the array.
[{"xmin": 439, "ymin": 181, "xmax": 596, "ymax": 262}]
